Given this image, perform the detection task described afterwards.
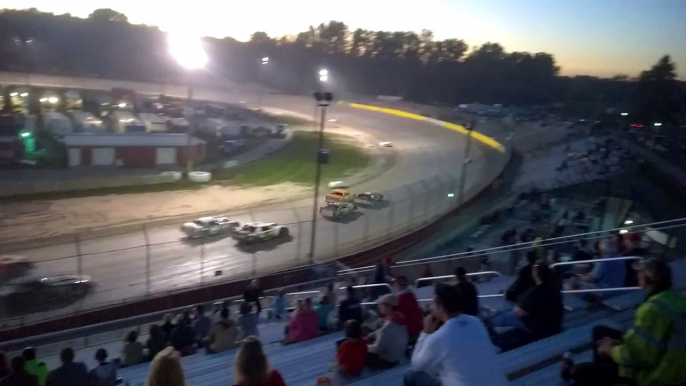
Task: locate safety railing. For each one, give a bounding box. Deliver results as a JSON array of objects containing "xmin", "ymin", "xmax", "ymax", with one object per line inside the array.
[{"xmin": 414, "ymin": 271, "xmax": 502, "ymax": 287}]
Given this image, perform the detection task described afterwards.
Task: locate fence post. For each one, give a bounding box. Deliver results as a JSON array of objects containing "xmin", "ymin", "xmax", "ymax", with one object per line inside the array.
[
  {"xmin": 420, "ymin": 179, "xmax": 431, "ymax": 224},
  {"xmin": 363, "ymin": 208, "xmax": 370, "ymax": 244},
  {"xmin": 292, "ymin": 208, "xmax": 302, "ymax": 261},
  {"xmin": 334, "ymin": 220, "xmax": 339, "ymax": 256},
  {"xmin": 142, "ymin": 225, "xmax": 151, "ymax": 294},
  {"xmin": 405, "ymin": 185, "xmax": 414, "ymax": 232},
  {"xmin": 252, "ymin": 253, "xmax": 257, "ymax": 278},
  {"xmin": 387, "ymin": 195, "xmax": 395, "ymax": 240},
  {"xmin": 200, "ymin": 242, "xmax": 205, "ymax": 284},
  {"xmin": 74, "ymin": 233, "xmax": 82, "ymax": 278}
]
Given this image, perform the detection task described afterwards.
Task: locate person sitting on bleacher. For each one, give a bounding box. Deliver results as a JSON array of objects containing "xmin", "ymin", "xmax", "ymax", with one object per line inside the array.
[
  {"xmin": 90, "ymin": 348, "xmax": 118, "ymax": 386},
  {"xmin": 331, "ymin": 320, "xmax": 368, "ymax": 379},
  {"xmin": 284, "ymin": 298, "xmax": 319, "ymax": 345},
  {"xmin": 0, "ymin": 356, "xmax": 37, "ymax": 386},
  {"xmin": 146, "ymin": 324, "xmax": 167, "ymax": 362},
  {"xmin": 120, "ymin": 329, "xmax": 145, "ymax": 366},
  {"xmin": 205, "ymin": 308, "xmax": 238, "ymax": 354},
  {"xmin": 192, "ymin": 305, "xmax": 212, "ymax": 348},
  {"xmin": 564, "ymin": 258, "xmax": 686, "ymax": 386},
  {"xmin": 22, "ymin": 348, "xmax": 47, "ymax": 386},
  {"xmin": 505, "ymin": 251, "xmax": 537, "ymax": 303},
  {"xmin": 572, "ymin": 239, "xmax": 626, "ymax": 301},
  {"xmin": 404, "ymin": 283, "xmax": 509, "ymax": 386},
  {"xmin": 338, "ymin": 286, "xmax": 363, "ymax": 330},
  {"xmin": 366, "ymin": 294, "xmax": 408, "ymax": 369},
  {"xmin": 238, "ymin": 302, "xmax": 260, "ymax": 340},
  {"xmin": 454, "ymin": 267, "xmax": 479, "ymax": 317},
  {"xmin": 170, "ymin": 315, "xmax": 196, "ymax": 356},
  {"xmin": 315, "ymin": 295, "xmax": 334, "ymax": 332},
  {"xmin": 396, "ymin": 276, "xmax": 424, "ymax": 343},
  {"xmin": 147, "ymin": 347, "xmax": 186, "ymax": 386},
  {"xmin": 488, "ymin": 263, "xmax": 563, "ymax": 350},
  {"xmin": 270, "ymin": 289, "xmax": 286, "ymax": 320},
  {"xmin": 46, "ymin": 348, "xmax": 90, "ymax": 386},
  {"xmin": 232, "ymin": 337, "xmax": 285, "ymax": 386}
]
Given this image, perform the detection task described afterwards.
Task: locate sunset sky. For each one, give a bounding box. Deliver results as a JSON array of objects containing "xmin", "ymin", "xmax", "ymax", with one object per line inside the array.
[{"xmin": 4, "ymin": 0, "xmax": 685, "ymax": 79}]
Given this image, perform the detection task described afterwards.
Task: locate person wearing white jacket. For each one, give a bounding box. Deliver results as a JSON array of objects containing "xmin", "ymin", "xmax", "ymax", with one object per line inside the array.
[{"xmin": 405, "ymin": 284, "xmax": 508, "ymax": 386}]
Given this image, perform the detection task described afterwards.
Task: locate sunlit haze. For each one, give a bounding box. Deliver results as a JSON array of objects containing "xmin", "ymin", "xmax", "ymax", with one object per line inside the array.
[{"xmin": 4, "ymin": 0, "xmax": 686, "ymax": 78}]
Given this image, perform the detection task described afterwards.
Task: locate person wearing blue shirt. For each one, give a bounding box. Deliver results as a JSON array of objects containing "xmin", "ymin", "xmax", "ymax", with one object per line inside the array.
[{"xmin": 575, "ymin": 239, "xmax": 626, "ymax": 301}]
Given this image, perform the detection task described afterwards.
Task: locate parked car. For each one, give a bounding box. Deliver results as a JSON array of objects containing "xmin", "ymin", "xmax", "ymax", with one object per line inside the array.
[
  {"xmin": 320, "ymin": 202, "xmax": 359, "ymax": 219},
  {"xmin": 232, "ymin": 222, "xmax": 290, "ymax": 244},
  {"xmin": 181, "ymin": 216, "xmax": 239, "ymax": 239},
  {"xmin": 325, "ymin": 189, "xmax": 352, "ymax": 203},
  {"xmin": 353, "ymin": 192, "xmax": 385, "ymax": 207}
]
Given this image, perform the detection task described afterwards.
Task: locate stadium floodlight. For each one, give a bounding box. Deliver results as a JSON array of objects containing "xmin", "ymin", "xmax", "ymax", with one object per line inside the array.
[
  {"xmin": 9, "ymin": 92, "xmax": 18, "ymax": 97},
  {"xmin": 39, "ymin": 98, "xmax": 48, "ymax": 103},
  {"xmin": 168, "ymin": 33, "xmax": 208, "ymax": 70},
  {"xmin": 20, "ymin": 93, "xmax": 29, "ymax": 97},
  {"xmin": 262, "ymin": 57, "xmax": 269, "ymax": 65},
  {"xmin": 118, "ymin": 102, "xmax": 127, "ymax": 108},
  {"xmin": 619, "ymin": 229, "xmax": 629, "ymax": 234},
  {"xmin": 319, "ymin": 69, "xmax": 328, "ymax": 77},
  {"xmin": 654, "ymin": 122, "xmax": 662, "ymax": 127},
  {"xmin": 48, "ymin": 97, "xmax": 59, "ymax": 104},
  {"xmin": 447, "ymin": 193, "xmax": 455, "ymax": 198},
  {"xmin": 319, "ymin": 75, "xmax": 328, "ymax": 82},
  {"xmin": 620, "ymin": 112, "xmax": 628, "ymax": 116},
  {"xmin": 20, "ymin": 132, "xmax": 31, "ymax": 138},
  {"xmin": 624, "ymin": 220, "xmax": 634, "ymax": 225}
]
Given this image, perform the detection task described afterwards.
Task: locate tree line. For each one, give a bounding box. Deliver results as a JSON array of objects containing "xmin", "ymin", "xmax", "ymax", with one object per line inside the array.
[{"xmin": 0, "ymin": 8, "xmax": 683, "ymax": 123}]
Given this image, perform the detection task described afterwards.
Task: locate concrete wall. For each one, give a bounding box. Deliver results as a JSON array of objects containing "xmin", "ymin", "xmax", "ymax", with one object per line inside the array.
[{"xmin": 0, "ymin": 174, "xmax": 179, "ymax": 198}]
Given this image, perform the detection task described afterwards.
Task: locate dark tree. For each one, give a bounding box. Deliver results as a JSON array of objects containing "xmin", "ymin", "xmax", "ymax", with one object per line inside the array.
[
  {"xmin": 88, "ymin": 8, "xmax": 128, "ymax": 23},
  {"xmin": 637, "ymin": 55, "xmax": 680, "ymax": 124}
]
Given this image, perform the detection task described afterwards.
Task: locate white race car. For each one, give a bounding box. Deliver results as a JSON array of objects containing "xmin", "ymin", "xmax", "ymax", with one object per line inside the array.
[
  {"xmin": 181, "ymin": 216, "xmax": 239, "ymax": 239},
  {"xmin": 232, "ymin": 222, "xmax": 290, "ymax": 244}
]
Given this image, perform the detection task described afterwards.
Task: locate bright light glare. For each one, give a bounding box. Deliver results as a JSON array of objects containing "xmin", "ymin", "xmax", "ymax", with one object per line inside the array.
[
  {"xmin": 20, "ymin": 93, "xmax": 29, "ymax": 97},
  {"xmin": 447, "ymin": 193, "xmax": 455, "ymax": 198},
  {"xmin": 10, "ymin": 92, "xmax": 18, "ymax": 97},
  {"xmin": 48, "ymin": 97, "xmax": 59, "ymax": 104},
  {"xmin": 20, "ymin": 132, "xmax": 30, "ymax": 138},
  {"xmin": 319, "ymin": 69, "xmax": 328, "ymax": 76},
  {"xmin": 654, "ymin": 122, "xmax": 662, "ymax": 127},
  {"xmin": 319, "ymin": 75, "xmax": 328, "ymax": 82},
  {"xmin": 262, "ymin": 57, "xmax": 269, "ymax": 64},
  {"xmin": 39, "ymin": 98, "xmax": 48, "ymax": 103},
  {"xmin": 118, "ymin": 103, "xmax": 127, "ymax": 108},
  {"xmin": 168, "ymin": 33, "xmax": 208, "ymax": 70},
  {"xmin": 620, "ymin": 112, "xmax": 628, "ymax": 116},
  {"xmin": 624, "ymin": 220, "xmax": 634, "ymax": 225},
  {"xmin": 619, "ymin": 229, "xmax": 629, "ymax": 234}
]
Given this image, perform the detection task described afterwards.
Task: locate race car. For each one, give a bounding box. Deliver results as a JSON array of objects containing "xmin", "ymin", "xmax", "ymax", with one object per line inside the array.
[
  {"xmin": 353, "ymin": 192, "xmax": 386, "ymax": 207},
  {"xmin": 325, "ymin": 189, "xmax": 352, "ymax": 203},
  {"xmin": 0, "ymin": 255, "xmax": 33, "ymax": 280},
  {"xmin": 181, "ymin": 216, "xmax": 239, "ymax": 239},
  {"xmin": 232, "ymin": 222, "xmax": 290, "ymax": 244},
  {"xmin": 320, "ymin": 202, "xmax": 359, "ymax": 219},
  {"xmin": 0, "ymin": 274, "xmax": 92, "ymax": 306}
]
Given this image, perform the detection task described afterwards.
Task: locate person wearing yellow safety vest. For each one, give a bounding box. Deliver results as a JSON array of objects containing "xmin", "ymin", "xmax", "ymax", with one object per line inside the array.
[
  {"xmin": 565, "ymin": 258, "xmax": 686, "ymax": 386},
  {"xmin": 21, "ymin": 347, "xmax": 48, "ymax": 386}
]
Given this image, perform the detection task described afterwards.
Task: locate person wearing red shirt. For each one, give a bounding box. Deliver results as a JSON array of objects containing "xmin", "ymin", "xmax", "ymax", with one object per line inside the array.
[
  {"xmin": 396, "ymin": 276, "xmax": 423, "ymax": 343},
  {"xmin": 283, "ymin": 298, "xmax": 319, "ymax": 345},
  {"xmin": 232, "ymin": 337, "xmax": 285, "ymax": 386},
  {"xmin": 335, "ymin": 320, "xmax": 368, "ymax": 377}
]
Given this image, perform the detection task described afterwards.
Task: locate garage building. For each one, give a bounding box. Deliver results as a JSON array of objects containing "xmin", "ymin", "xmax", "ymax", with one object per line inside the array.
[{"xmin": 64, "ymin": 133, "xmax": 205, "ymax": 168}]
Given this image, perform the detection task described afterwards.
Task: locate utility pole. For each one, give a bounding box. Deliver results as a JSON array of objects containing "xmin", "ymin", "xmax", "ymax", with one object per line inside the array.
[
  {"xmin": 308, "ymin": 91, "xmax": 333, "ymax": 262},
  {"xmin": 457, "ymin": 120, "xmax": 475, "ymax": 206}
]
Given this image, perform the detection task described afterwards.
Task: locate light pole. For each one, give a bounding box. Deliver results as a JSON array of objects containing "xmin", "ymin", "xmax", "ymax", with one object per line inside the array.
[
  {"xmin": 168, "ymin": 33, "xmax": 208, "ymax": 173},
  {"xmin": 308, "ymin": 91, "xmax": 333, "ymax": 262},
  {"xmin": 257, "ymin": 57, "xmax": 269, "ymax": 107},
  {"xmin": 457, "ymin": 121, "xmax": 475, "ymax": 206}
]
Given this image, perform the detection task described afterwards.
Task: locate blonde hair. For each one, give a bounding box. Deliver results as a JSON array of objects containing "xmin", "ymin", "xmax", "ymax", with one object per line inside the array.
[
  {"xmin": 234, "ymin": 336, "xmax": 271, "ymax": 386},
  {"xmin": 147, "ymin": 347, "xmax": 186, "ymax": 386}
]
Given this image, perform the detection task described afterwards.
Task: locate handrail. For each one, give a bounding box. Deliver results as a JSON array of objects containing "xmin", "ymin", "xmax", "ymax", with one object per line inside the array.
[
  {"xmin": 336, "ymin": 217, "xmax": 686, "ymax": 275},
  {"xmin": 337, "ymin": 283, "xmax": 393, "ymax": 291},
  {"xmin": 414, "ymin": 271, "xmax": 502, "ymax": 286},
  {"xmin": 549, "ymin": 255, "xmax": 642, "ymax": 269}
]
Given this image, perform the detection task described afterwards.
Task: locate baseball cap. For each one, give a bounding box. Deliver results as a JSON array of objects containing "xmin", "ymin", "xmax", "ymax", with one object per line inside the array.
[
  {"xmin": 632, "ymin": 258, "xmax": 672, "ymax": 284},
  {"xmin": 377, "ymin": 294, "xmax": 398, "ymax": 307}
]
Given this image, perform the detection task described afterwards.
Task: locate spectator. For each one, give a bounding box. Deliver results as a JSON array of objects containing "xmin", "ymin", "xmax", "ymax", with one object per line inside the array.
[
  {"xmin": 338, "ymin": 286, "xmax": 363, "ymax": 329},
  {"xmin": 121, "ymin": 330, "xmax": 145, "ymax": 366},
  {"xmin": 477, "ymin": 257, "xmax": 493, "ymax": 283},
  {"xmin": 332, "ymin": 320, "xmax": 367, "ymax": 379},
  {"xmin": 366, "ymin": 294, "xmax": 408, "ymax": 369},
  {"xmin": 623, "ymin": 234, "xmax": 646, "ymax": 287},
  {"xmin": 181, "ymin": 311, "xmax": 192, "ymax": 326},
  {"xmin": 232, "ymin": 337, "xmax": 285, "ymax": 386},
  {"xmin": 566, "ymin": 258, "xmax": 686, "ymax": 386},
  {"xmin": 21, "ymin": 348, "xmax": 47, "ymax": 386},
  {"xmin": 0, "ymin": 356, "xmax": 37, "ymax": 386},
  {"xmin": 396, "ymin": 276, "xmax": 423, "ymax": 342},
  {"xmin": 0, "ymin": 353, "xmax": 8, "ymax": 379},
  {"xmin": 489, "ymin": 264, "xmax": 563, "ymax": 349},
  {"xmin": 404, "ymin": 284, "xmax": 508, "ymax": 386},
  {"xmin": 501, "ymin": 228, "xmax": 517, "ymax": 245},
  {"xmin": 572, "ymin": 239, "xmax": 593, "ymax": 262},
  {"xmin": 90, "ymin": 349, "xmax": 117, "ymax": 386},
  {"xmin": 326, "ymin": 283, "xmax": 338, "ymax": 309},
  {"xmin": 315, "ymin": 295, "xmax": 333, "ymax": 331},
  {"xmin": 193, "ymin": 305, "xmax": 212, "ymax": 347},
  {"xmin": 146, "ymin": 324, "xmax": 167, "ymax": 362},
  {"xmin": 284, "ymin": 298, "xmax": 319, "ymax": 345},
  {"xmin": 214, "ymin": 300, "xmax": 231, "ymax": 322},
  {"xmin": 238, "ymin": 302, "xmax": 259, "ymax": 340},
  {"xmin": 206, "ymin": 308, "xmax": 238, "ymax": 354},
  {"xmin": 270, "ymin": 289, "xmax": 286, "ymax": 320},
  {"xmin": 160, "ymin": 314, "xmax": 175, "ymax": 342},
  {"xmin": 520, "ymin": 228, "xmax": 535, "ymax": 243},
  {"xmin": 146, "ymin": 347, "xmax": 186, "ymax": 386},
  {"xmin": 373, "ymin": 258, "xmax": 393, "ymax": 296},
  {"xmin": 243, "ymin": 279, "xmax": 263, "ymax": 315},
  {"xmin": 46, "ymin": 348, "xmax": 89, "ymax": 386},
  {"xmin": 170, "ymin": 315, "xmax": 196, "ymax": 356},
  {"xmin": 572, "ymin": 239, "xmax": 626, "ymax": 301},
  {"xmin": 505, "ymin": 251, "xmax": 537, "ymax": 302},
  {"xmin": 454, "ymin": 267, "xmax": 479, "ymax": 316}
]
